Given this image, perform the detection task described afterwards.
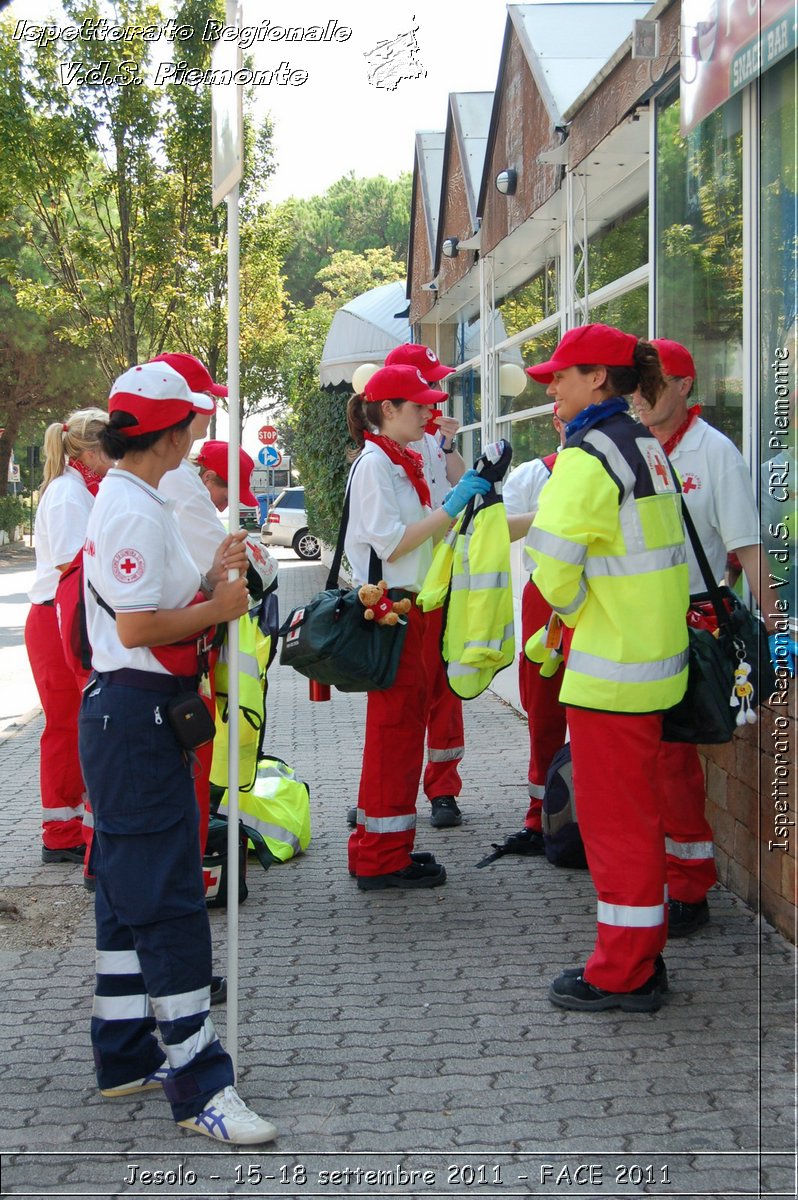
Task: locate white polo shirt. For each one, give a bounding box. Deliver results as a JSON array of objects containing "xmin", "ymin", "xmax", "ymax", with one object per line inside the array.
[
  {"xmin": 408, "ymin": 432, "xmax": 449, "ymax": 508},
  {"xmin": 159, "ymin": 458, "xmax": 225, "ymax": 573},
  {"xmin": 669, "ymin": 418, "xmax": 761, "ymax": 594},
  {"xmin": 344, "ymin": 441, "xmax": 432, "ymax": 592},
  {"xmin": 29, "ymin": 467, "xmax": 94, "ymax": 604},
  {"xmin": 83, "ymin": 469, "xmax": 202, "ymax": 674},
  {"xmin": 503, "ymin": 456, "xmax": 557, "ymax": 570}
]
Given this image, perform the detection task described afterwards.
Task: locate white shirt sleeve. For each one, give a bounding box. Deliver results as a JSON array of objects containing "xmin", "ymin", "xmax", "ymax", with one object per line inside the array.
[
  {"xmin": 94, "ymin": 509, "xmax": 169, "ymax": 613},
  {"xmin": 159, "ymin": 460, "xmax": 226, "ymax": 573},
  {"xmin": 503, "ymin": 458, "xmax": 553, "ymax": 516},
  {"xmin": 45, "ymin": 475, "xmax": 95, "ymax": 567}
]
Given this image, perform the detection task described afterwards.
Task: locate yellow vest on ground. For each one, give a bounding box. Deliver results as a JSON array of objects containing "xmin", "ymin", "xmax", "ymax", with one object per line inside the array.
[{"xmin": 216, "ymin": 757, "xmax": 311, "ymax": 862}]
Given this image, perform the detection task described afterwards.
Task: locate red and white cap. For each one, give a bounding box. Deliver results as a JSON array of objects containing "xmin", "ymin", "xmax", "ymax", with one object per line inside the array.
[
  {"xmin": 197, "ymin": 439, "xmax": 258, "ymax": 508},
  {"xmin": 364, "ymin": 364, "xmax": 445, "ymax": 407},
  {"xmin": 384, "ymin": 343, "xmax": 455, "ymax": 382},
  {"xmin": 109, "ymin": 363, "xmax": 214, "ymax": 437},
  {"xmin": 526, "ymin": 324, "xmax": 638, "ymax": 384},
  {"xmin": 651, "ymin": 339, "xmax": 696, "ymax": 379},
  {"xmin": 149, "ymin": 351, "xmax": 228, "ymax": 397}
]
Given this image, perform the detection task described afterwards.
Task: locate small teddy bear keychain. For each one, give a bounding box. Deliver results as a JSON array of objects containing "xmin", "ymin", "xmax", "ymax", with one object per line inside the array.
[{"xmin": 730, "ymin": 657, "xmax": 757, "ymax": 725}]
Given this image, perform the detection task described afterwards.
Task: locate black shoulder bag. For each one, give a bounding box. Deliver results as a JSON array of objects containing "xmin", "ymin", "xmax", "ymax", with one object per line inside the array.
[
  {"xmin": 662, "ymin": 500, "xmax": 775, "ymax": 743},
  {"xmin": 278, "ymin": 459, "xmax": 409, "ymax": 692}
]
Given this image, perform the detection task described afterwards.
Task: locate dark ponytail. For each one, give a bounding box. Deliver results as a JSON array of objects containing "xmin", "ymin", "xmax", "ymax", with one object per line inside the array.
[
  {"xmin": 578, "ymin": 339, "xmax": 665, "ymax": 408},
  {"xmin": 101, "ymin": 411, "xmax": 193, "ymax": 460},
  {"xmin": 346, "ymin": 393, "xmax": 399, "ymax": 457}
]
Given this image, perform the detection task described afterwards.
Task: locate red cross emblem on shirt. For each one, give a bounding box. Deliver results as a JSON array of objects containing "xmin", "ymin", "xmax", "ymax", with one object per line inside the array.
[
  {"xmin": 120, "ymin": 557, "xmax": 137, "ymax": 575},
  {"xmin": 682, "ymin": 474, "xmax": 700, "ymax": 493}
]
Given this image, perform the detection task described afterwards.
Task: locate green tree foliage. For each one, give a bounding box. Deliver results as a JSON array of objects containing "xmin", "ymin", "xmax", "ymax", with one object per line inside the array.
[
  {"xmin": 279, "ymin": 171, "xmax": 412, "ymax": 306},
  {"xmin": 279, "ymin": 244, "xmax": 406, "ymax": 546}
]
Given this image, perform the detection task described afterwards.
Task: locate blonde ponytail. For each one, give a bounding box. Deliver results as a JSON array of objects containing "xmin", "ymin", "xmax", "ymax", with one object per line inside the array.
[{"xmin": 40, "ymin": 407, "xmax": 109, "ymax": 495}]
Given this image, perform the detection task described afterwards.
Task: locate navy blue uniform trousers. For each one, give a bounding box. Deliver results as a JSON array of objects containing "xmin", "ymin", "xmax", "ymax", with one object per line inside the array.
[{"xmin": 79, "ymin": 674, "xmax": 233, "ymax": 1122}]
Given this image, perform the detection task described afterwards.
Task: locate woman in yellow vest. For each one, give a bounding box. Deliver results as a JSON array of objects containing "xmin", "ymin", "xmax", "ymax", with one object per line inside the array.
[{"xmin": 526, "ymin": 324, "xmax": 689, "ymax": 1013}]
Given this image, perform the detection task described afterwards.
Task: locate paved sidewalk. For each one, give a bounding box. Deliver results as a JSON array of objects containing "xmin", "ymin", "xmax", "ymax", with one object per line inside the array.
[{"xmin": 0, "ymin": 554, "xmax": 795, "ymax": 1198}]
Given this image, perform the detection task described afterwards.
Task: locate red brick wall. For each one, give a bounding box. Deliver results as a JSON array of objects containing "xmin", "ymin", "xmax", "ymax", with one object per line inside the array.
[{"xmin": 701, "ymin": 688, "xmax": 796, "ymax": 942}]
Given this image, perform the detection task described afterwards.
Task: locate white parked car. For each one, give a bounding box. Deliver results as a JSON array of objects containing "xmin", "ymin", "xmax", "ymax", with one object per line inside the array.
[{"xmin": 260, "ymin": 487, "xmax": 321, "ymax": 560}]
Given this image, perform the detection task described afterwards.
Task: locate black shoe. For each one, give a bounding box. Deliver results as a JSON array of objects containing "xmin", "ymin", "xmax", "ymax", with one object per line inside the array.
[
  {"xmin": 346, "ymin": 806, "xmax": 358, "ymax": 828},
  {"xmin": 357, "ymin": 861, "xmax": 447, "ymax": 891},
  {"xmin": 668, "ymin": 898, "xmax": 710, "ymax": 938},
  {"xmin": 349, "ymin": 851, "xmax": 436, "ymax": 879},
  {"xmin": 549, "ymin": 968, "xmax": 663, "ymax": 1013},
  {"xmin": 430, "ymin": 797, "xmax": 462, "ymax": 828},
  {"xmin": 210, "ymin": 975, "xmax": 227, "ymax": 1006},
  {"xmin": 561, "ymin": 954, "xmax": 669, "ymax": 994},
  {"xmin": 83, "ymin": 875, "xmax": 97, "ymax": 893},
  {"xmin": 501, "ymin": 828, "xmax": 545, "ymax": 856},
  {"xmin": 42, "ymin": 844, "xmax": 86, "ymax": 865}
]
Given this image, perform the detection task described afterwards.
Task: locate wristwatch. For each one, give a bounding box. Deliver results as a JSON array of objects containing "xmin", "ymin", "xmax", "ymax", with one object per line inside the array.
[{"xmin": 441, "ymin": 441, "xmax": 456, "ymax": 455}]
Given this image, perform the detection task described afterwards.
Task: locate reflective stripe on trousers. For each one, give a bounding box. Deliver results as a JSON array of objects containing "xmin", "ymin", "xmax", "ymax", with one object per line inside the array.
[{"xmin": 659, "ymin": 740, "xmax": 717, "ymax": 904}]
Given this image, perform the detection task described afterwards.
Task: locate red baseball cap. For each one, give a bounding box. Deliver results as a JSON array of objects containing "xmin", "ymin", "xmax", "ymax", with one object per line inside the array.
[
  {"xmin": 384, "ymin": 343, "xmax": 455, "ymax": 382},
  {"xmin": 109, "ymin": 363, "xmax": 215, "ymax": 437},
  {"xmin": 364, "ymin": 364, "xmax": 444, "ymax": 406},
  {"xmin": 526, "ymin": 324, "xmax": 638, "ymax": 384},
  {"xmin": 651, "ymin": 339, "xmax": 696, "ymax": 379},
  {"xmin": 150, "ymin": 352, "xmax": 228, "ymax": 398},
  {"xmin": 196, "ymin": 440, "xmax": 258, "ymax": 508}
]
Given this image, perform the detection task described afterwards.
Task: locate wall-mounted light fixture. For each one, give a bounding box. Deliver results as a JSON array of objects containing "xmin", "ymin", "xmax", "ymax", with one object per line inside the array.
[
  {"xmin": 441, "ymin": 237, "xmax": 459, "ymax": 258},
  {"xmin": 495, "ymin": 168, "xmax": 517, "ymax": 196},
  {"xmin": 499, "ymin": 362, "xmax": 528, "ymax": 398}
]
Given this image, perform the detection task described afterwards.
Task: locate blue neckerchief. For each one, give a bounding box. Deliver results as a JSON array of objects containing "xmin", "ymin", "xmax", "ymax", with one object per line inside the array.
[{"xmin": 565, "ymin": 396, "xmax": 629, "ymax": 439}]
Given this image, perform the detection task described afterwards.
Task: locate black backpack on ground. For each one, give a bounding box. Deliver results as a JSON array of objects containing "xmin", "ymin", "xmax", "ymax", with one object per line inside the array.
[{"xmin": 542, "ymin": 744, "xmax": 588, "ymax": 869}]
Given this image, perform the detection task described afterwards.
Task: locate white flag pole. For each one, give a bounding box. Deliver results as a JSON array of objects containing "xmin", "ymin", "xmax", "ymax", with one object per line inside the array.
[
  {"xmin": 212, "ymin": 0, "xmax": 244, "ymax": 1077},
  {"xmin": 225, "ymin": 175, "xmax": 241, "ymax": 1078}
]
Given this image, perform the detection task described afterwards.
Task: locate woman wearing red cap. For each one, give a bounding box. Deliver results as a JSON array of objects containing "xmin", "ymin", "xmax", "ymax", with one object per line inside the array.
[
  {"xmin": 25, "ymin": 408, "xmax": 110, "ymax": 873},
  {"xmin": 525, "ymin": 324, "xmax": 689, "ymax": 1012},
  {"xmin": 78, "ymin": 362, "xmax": 277, "ymax": 1144},
  {"xmin": 345, "ymin": 363, "xmax": 490, "ymax": 889}
]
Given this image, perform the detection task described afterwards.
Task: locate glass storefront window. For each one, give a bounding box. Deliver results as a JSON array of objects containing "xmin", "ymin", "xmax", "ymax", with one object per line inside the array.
[
  {"xmin": 589, "ymin": 284, "xmax": 648, "ymax": 337},
  {"xmin": 656, "ymin": 84, "xmax": 744, "ymax": 447},
  {"xmin": 497, "ymin": 413, "xmax": 561, "ymax": 465},
  {"xmin": 758, "ymin": 54, "xmax": 797, "ymax": 621},
  {"xmin": 498, "ymin": 324, "xmax": 562, "ymax": 415},
  {"xmin": 447, "ymin": 368, "xmax": 482, "ymax": 466},
  {"xmin": 497, "ymin": 261, "xmax": 559, "ymax": 339},
  {"xmin": 588, "ymin": 203, "xmax": 648, "ymax": 291}
]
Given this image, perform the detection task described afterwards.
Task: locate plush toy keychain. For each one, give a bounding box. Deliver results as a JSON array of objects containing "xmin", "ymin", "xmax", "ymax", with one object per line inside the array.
[
  {"xmin": 358, "ymin": 581, "xmax": 411, "ymax": 627},
  {"xmin": 730, "ymin": 657, "xmax": 757, "ymax": 725}
]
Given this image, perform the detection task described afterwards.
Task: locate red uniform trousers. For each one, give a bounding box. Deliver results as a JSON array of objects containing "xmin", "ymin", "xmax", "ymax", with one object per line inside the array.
[
  {"xmin": 658, "ymin": 740, "xmax": 717, "ymax": 904},
  {"xmin": 348, "ymin": 604, "xmax": 429, "ymax": 878},
  {"xmin": 421, "ymin": 605, "xmax": 464, "ymax": 801},
  {"xmin": 567, "ymin": 706, "xmax": 668, "ymax": 993},
  {"xmin": 24, "ymin": 603, "xmax": 86, "ymax": 851},
  {"xmin": 518, "ymin": 579, "xmax": 567, "ymax": 831}
]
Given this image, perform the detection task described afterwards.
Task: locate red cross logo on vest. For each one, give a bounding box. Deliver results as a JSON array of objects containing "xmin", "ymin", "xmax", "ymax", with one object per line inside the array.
[
  {"xmin": 645, "ymin": 446, "xmax": 672, "ymax": 493},
  {"xmin": 112, "ymin": 547, "xmax": 145, "ymax": 583},
  {"xmin": 682, "ymin": 474, "xmax": 701, "ymax": 493}
]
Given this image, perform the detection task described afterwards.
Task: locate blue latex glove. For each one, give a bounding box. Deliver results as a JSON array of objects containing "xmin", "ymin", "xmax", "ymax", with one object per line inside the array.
[
  {"xmin": 442, "ymin": 469, "xmax": 491, "ymax": 518},
  {"xmin": 769, "ymin": 633, "xmax": 798, "ymax": 677}
]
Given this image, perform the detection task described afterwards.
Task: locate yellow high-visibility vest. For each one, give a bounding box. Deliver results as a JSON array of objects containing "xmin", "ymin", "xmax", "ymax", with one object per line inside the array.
[
  {"xmin": 529, "ymin": 409, "xmax": 689, "ymax": 713},
  {"xmin": 210, "ymin": 611, "xmax": 271, "ymax": 793}
]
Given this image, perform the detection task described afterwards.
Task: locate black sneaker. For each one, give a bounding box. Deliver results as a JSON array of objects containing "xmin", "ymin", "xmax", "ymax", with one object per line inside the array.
[
  {"xmin": 83, "ymin": 875, "xmax": 96, "ymax": 893},
  {"xmin": 500, "ymin": 828, "xmax": 545, "ymax": 855},
  {"xmin": 210, "ymin": 975, "xmax": 227, "ymax": 1006},
  {"xmin": 430, "ymin": 797, "xmax": 462, "ymax": 828},
  {"xmin": 346, "ymin": 806, "xmax": 358, "ymax": 828},
  {"xmin": 561, "ymin": 954, "xmax": 669, "ymax": 994},
  {"xmin": 357, "ymin": 861, "xmax": 447, "ymax": 891},
  {"xmin": 42, "ymin": 844, "xmax": 86, "ymax": 865},
  {"xmin": 349, "ymin": 850, "xmax": 436, "ymax": 879},
  {"xmin": 668, "ymin": 898, "xmax": 710, "ymax": 938},
  {"xmin": 549, "ymin": 968, "xmax": 663, "ymax": 1013}
]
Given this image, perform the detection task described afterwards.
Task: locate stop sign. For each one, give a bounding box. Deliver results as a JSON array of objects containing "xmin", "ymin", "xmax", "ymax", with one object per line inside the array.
[{"xmin": 258, "ymin": 425, "xmax": 278, "ymax": 445}]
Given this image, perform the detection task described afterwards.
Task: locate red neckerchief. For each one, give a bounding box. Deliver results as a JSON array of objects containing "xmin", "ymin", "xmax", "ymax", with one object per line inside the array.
[
  {"xmin": 364, "ymin": 432, "xmax": 432, "ymax": 508},
  {"xmin": 68, "ymin": 457, "xmax": 103, "ymax": 496},
  {"xmin": 662, "ymin": 405, "xmax": 702, "ymax": 457}
]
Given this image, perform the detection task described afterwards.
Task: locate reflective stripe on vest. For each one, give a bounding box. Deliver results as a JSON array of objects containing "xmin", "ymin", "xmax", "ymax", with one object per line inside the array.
[{"xmin": 567, "ymin": 647, "xmax": 688, "ymax": 684}]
